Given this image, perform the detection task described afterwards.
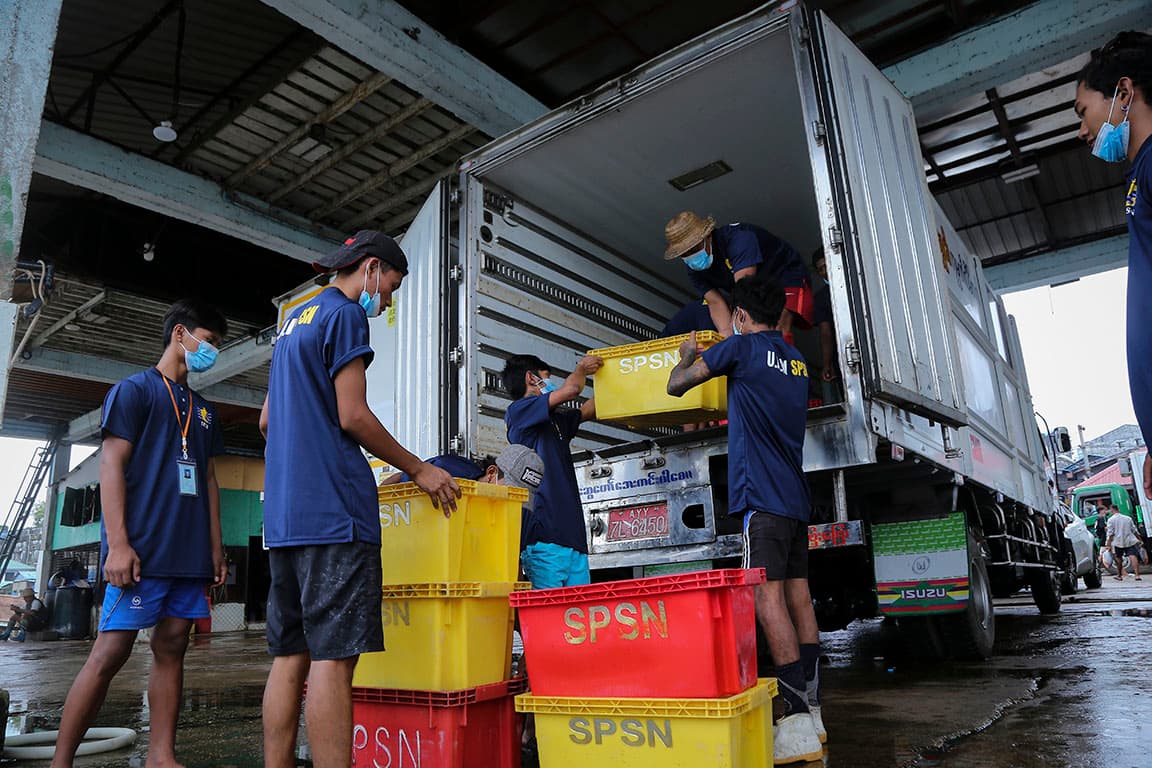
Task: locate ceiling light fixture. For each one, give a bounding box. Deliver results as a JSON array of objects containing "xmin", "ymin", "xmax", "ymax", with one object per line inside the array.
[{"xmin": 152, "ymin": 121, "xmax": 178, "ymax": 142}]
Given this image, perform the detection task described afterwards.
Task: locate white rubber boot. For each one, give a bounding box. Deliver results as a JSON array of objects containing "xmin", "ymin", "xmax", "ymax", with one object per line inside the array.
[
  {"xmin": 806, "ymin": 675, "xmax": 826, "ymax": 744},
  {"xmin": 809, "ymin": 705, "xmax": 827, "ymax": 744},
  {"xmin": 773, "ymin": 712, "xmax": 824, "ymax": 765}
]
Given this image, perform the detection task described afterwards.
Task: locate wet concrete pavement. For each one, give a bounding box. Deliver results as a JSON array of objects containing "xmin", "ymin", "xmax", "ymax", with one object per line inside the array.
[{"xmin": 3, "ymin": 576, "xmax": 1150, "ymax": 767}]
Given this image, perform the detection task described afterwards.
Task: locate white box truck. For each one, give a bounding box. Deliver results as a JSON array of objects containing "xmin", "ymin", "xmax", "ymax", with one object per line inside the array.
[{"xmin": 296, "ymin": 1, "xmax": 1077, "ymax": 658}]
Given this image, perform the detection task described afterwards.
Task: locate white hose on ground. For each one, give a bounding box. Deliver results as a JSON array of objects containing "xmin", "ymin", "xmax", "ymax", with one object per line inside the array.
[{"xmin": 2, "ymin": 727, "xmax": 137, "ymax": 759}]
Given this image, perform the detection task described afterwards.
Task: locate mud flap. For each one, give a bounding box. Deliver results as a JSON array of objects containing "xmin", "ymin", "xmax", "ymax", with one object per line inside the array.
[{"xmin": 872, "ymin": 512, "xmax": 970, "ymax": 616}]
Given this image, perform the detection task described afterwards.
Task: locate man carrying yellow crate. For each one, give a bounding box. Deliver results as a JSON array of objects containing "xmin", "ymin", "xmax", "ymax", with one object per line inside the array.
[
  {"xmin": 502, "ymin": 354, "xmax": 602, "ymax": 589},
  {"xmin": 667, "ymin": 273, "xmax": 824, "ymax": 765},
  {"xmin": 259, "ymin": 230, "xmax": 460, "ymax": 768}
]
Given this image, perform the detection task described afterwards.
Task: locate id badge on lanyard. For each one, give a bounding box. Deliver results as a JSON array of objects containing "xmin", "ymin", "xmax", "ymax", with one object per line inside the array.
[
  {"xmin": 177, "ymin": 459, "xmax": 198, "ymax": 497},
  {"xmin": 162, "ymin": 374, "xmax": 198, "ymax": 497}
]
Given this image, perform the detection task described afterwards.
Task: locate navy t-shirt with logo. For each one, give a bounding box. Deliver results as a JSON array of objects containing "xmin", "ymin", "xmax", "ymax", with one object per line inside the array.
[
  {"xmin": 1127, "ymin": 136, "xmax": 1152, "ymax": 448},
  {"xmin": 505, "ymin": 396, "xmax": 587, "ymax": 553},
  {"xmin": 702, "ymin": 331, "xmax": 810, "ymax": 521},
  {"xmin": 686, "ymin": 224, "xmax": 808, "ymax": 300},
  {"xmin": 99, "ymin": 368, "xmax": 225, "ymax": 579},
  {"xmin": 264, "ymin": 287, "xmax": 379, "ymax": 547}
]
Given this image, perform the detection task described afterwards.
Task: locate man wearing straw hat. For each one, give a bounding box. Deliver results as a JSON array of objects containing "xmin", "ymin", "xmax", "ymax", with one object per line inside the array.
[
  {"xmin": 667, "ymin": 272, "xmax": 824, "ymax": 765},
  {"xmin": 663, "ymin": 211, "xmax": 812, "ymax": 343}
]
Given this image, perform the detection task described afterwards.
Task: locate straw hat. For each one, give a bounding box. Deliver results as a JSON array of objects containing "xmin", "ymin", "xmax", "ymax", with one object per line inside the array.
[{"xmin": 664, "ymin": 211, "xmax": 716, "ymax": 260}]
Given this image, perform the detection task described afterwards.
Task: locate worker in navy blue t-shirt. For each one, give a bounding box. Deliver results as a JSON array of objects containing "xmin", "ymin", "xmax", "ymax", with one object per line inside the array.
[
  {"xmin": 502, "ymin": 353, "xmax": 603, "ymax": 588},
  {"xmin": 663, "ymin": 210, "xmax": 812, "ymax": 342},
  {"xmin": 259, "ymin": 230, "xmax": 459, "ymax": 768},
  {"xmin": 667, "ymin": 273, "xmax": 824, "ymax": 764},
  {"xmin": 52, "ymin": 300, "xmax": 229, "ymax": 768},
  {"xmin": 1075, "ymin": 33, "xmax": 1152, "ymax": 500},
  {"xmin": 811, "ymin": 248, "xmax": 841, "ymax": 404}
]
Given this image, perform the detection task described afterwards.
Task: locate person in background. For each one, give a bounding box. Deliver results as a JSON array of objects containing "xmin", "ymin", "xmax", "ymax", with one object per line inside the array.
[
  {"xmin": 502, "ymin": 353, "xmax": 602, "ymax": 589},
  {"xmin": 51, "ymin": 300, "xmax": 229, "ymax": 768},
  {"xmin": 259, "ymin": 230, "xmax": 459, "ymax": 768},
  {"xmin": 811, "ymin": 248, "xmax": 840, "ymax": 403},
  {"xmin": 1105, "ymin": 503, "xmax": 1143, "ymax": 580},
  {"xmin": 662, "ymin": 211, "xmax": 811, "ymax": 342},
  {"xmin": 1075, "ymin": 32, "xmax": 1152, "ymax": 496},
  {"xmin": 666, "ymin": 273, "xmax": 823, "ymax": 764},
  {"xmin": 0, "ymin": 587, "xmax": 48, "ymax": 642},
  {"xmin": 1094, "ymin": 503, "xmax": 1110, "ymax": 547}
]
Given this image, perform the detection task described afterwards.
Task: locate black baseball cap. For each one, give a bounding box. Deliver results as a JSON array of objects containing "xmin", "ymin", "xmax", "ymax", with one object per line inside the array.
[{"xmin": 312, "ymin": 230, "xmax": 409, "ymax": 275}]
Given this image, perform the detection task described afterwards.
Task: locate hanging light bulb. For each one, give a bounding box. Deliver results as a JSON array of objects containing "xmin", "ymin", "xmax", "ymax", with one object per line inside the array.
[{"xmin": 153, "ymin": 120, "xmax": 178, "ymax": 142}]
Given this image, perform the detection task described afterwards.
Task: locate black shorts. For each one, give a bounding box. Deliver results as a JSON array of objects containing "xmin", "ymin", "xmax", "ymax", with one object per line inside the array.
[
  {"xmin": 266, "ymin": 541, "xmax": 384, "ymax": 660},
  {"xmin": 1114, "ymin": 544, "xmax": 1142, "ymax": 559},
  {"xmin": 742, "ymin": 511, "xmax": 808, "ymax": 580}
]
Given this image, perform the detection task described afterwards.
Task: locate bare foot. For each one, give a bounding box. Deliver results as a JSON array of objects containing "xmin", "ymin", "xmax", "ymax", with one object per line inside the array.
[{"xmin": 145, "ymin": 756, "xmax": 186, "ymax": 768}]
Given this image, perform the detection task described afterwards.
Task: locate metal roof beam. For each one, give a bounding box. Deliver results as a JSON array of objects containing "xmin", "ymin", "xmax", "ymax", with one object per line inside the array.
[
  {"xmin": 224, "ymin": 71, "xmax": 394, "ymax": 187},
  {"xmin": 22, "ymin": 345, "xmax": 269, "ymax": 444},
  {"xmin": 309, "ymin": 124, "xmax": 474, "ymax": 219},
  {"xmin": 883, "ymin": 0, "xmax": 1152, "ymax": 117},
  {"xmin": 986, "ymin": 234, "xmax": 1128, "ymax": 294},
  {"xmin": 266, "ymin": 95, "xmax": 433, "ymax": 204},
  {"xmin": 17, "ymin": 346, "xmax": 268, "ymax": 403},
  {"xmin": 33, "ymin": 122, "xmax": 337, "ymax": 264},
  {"xmin": 258, "ymin": 0, "xmax": 546, "ymax": 137}
]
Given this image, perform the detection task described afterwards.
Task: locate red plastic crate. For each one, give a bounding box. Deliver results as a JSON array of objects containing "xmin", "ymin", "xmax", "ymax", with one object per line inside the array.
[
  {"xmin": 350, "ymin": 678, "xmax": 526, "ymax": 768},
  {"xmin": 510, "ymin": 568, "xmax": 764, "ymax": 699}
]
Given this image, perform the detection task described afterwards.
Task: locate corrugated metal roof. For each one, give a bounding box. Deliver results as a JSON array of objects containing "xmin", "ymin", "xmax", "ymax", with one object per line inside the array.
[
  {"xmin": 1073, "ymin": 463, "xmax": 1133, "ymax": 490},
  {"xmin": 5, "ymin": 274, "xmax": 268, "ymax": 442}
]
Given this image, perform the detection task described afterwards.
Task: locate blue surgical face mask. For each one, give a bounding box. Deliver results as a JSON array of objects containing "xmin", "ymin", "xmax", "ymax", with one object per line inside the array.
[
  {"xmin": 359, "ymin": 265, "xmax": 382, "ymax": 318},
  {"xmin": 181, "ymin": 331, "xmax": 219, "ymax": 373},
  {"xmin": 1091, "ymin": 86, "xmax": 1131, "ymax": 163},
  {"xmin": 682, "ymin": 248, "xmax": 713, "ymax": 271},
  {"xmin": 536, "ymin": 376, "xmax": 559, "ymax": 395},
  {"xmin": 732, "ymin": 309, "xmax": 744, "ymax": 336}
]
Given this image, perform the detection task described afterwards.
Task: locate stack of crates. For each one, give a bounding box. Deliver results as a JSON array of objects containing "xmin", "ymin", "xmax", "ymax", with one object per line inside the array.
[
  {"xmin": 511, "ymin": 569, "xmax": 776, "ymax": 768},
  {"xmin": 348, "ymin": 480, "xmax": 531, "ymax": 768},
  {"xmin": 588, "ymin": 332, "xmax": 728, "ymax": 427}
]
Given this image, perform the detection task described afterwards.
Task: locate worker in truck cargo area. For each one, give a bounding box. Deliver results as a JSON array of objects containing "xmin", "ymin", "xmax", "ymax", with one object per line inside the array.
[
  {"xmin": 259, "ymin": 230, "xmax": 459, "ymax": 768},
  {"xmin": 51, "ymin": 299, "xmax": 229, "ymax": 768},
  {"xmin": 1076, "ymin": 32, "xmax": 1152, "ymax": 497},
  {"xmin": 662, "ymin": 210, "xmax": 812, "ymax": 343},
  {"xmin": 502, "ymin": 353, "xmax": 602, "ymax": 588},
  {"xmin": 811, "ymin": 247, "xmax": 841, "ymax": 404},
  {"xmin": 667, "ymin": 273, "xmax": 825, "ymax": 765}
]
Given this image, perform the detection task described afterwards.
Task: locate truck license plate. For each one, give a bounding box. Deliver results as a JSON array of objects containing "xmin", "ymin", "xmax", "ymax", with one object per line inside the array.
[
  {"xmin": 606, "ymin": 503, "xmax": 670, "ymax": 542},
  {"xmin": 808, "ymin": 521, "xmax": 865, "ymax": 550}
]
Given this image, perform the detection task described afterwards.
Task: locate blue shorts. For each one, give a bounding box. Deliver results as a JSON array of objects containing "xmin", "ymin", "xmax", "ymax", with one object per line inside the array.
[
  {"xmin": 99, "ymin": 578, "xmax": 209, "ymax": 632},
  {"xmin": 521, "ymin": 542, "xmax": 590, "ymax": 589}
]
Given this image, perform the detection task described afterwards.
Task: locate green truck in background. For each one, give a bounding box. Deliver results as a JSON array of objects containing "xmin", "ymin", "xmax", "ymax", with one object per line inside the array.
[{"xmin": 1072, "ymin": 450, "xmax": 1151, "ymax": 546}]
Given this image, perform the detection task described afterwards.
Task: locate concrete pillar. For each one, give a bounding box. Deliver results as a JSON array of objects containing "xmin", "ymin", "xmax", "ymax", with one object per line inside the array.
[
  {"xmin": 37, "ymin": 441, "xmax": 72, "ymax": 592},
  {"xmin": 0, "ymin": 0, "xmax": 62, "ymax": 300}
]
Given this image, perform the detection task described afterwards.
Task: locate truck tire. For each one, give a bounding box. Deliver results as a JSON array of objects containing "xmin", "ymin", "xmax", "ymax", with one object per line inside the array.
[
  {"xmin": 1059, "ymin": 546, "xmax": 1079, "ymax": 596},
  {"xmin": 941, "ymin": 533, "xmax": 995, "ymax": 660},
  {"xmin": 1083, "ymin": 547, "xmax": 1103, "ymax": 589},
  {"xmin": 1028, "ymin": 567, "xmax": 1062, "ymax": 614}
]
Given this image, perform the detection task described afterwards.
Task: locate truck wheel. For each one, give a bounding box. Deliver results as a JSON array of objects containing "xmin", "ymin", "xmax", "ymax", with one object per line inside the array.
[
  {"xmin": 1028, "ymin": 567, "xmax": 1062, "ymax": 614},
  {"xmin": 1059, "ymin": 549, "xmax": 1079, "ymax": 596},
  {"xmin": 1083, "ymin": 547, "xmax": 1103, "ymax": 589},
  {"xmin": 941, "ymin": 533, "xmax": 995, "ymax": 659}
]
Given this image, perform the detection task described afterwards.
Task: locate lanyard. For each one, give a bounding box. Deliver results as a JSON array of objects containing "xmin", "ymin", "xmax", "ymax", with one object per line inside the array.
[{"xmin": 161, "ymin": 373, "xmax": 193, "ymax": 460}]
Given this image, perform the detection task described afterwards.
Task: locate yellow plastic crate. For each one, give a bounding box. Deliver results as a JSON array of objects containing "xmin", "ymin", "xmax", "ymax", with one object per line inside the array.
[
  {"xmin": 517, "ymin": 679, "xmax": 776, "ymax": 768},
  {"xmin": 590, "ymin": 332, "xmax": 727, "ymax": 426},
  {"xmin": 353, "ymin": 582, "xmax": 530, "ymax": 690},
  {"xmin": 377, "ymin": 480, "xmax": 527, "ymax": 584}
]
